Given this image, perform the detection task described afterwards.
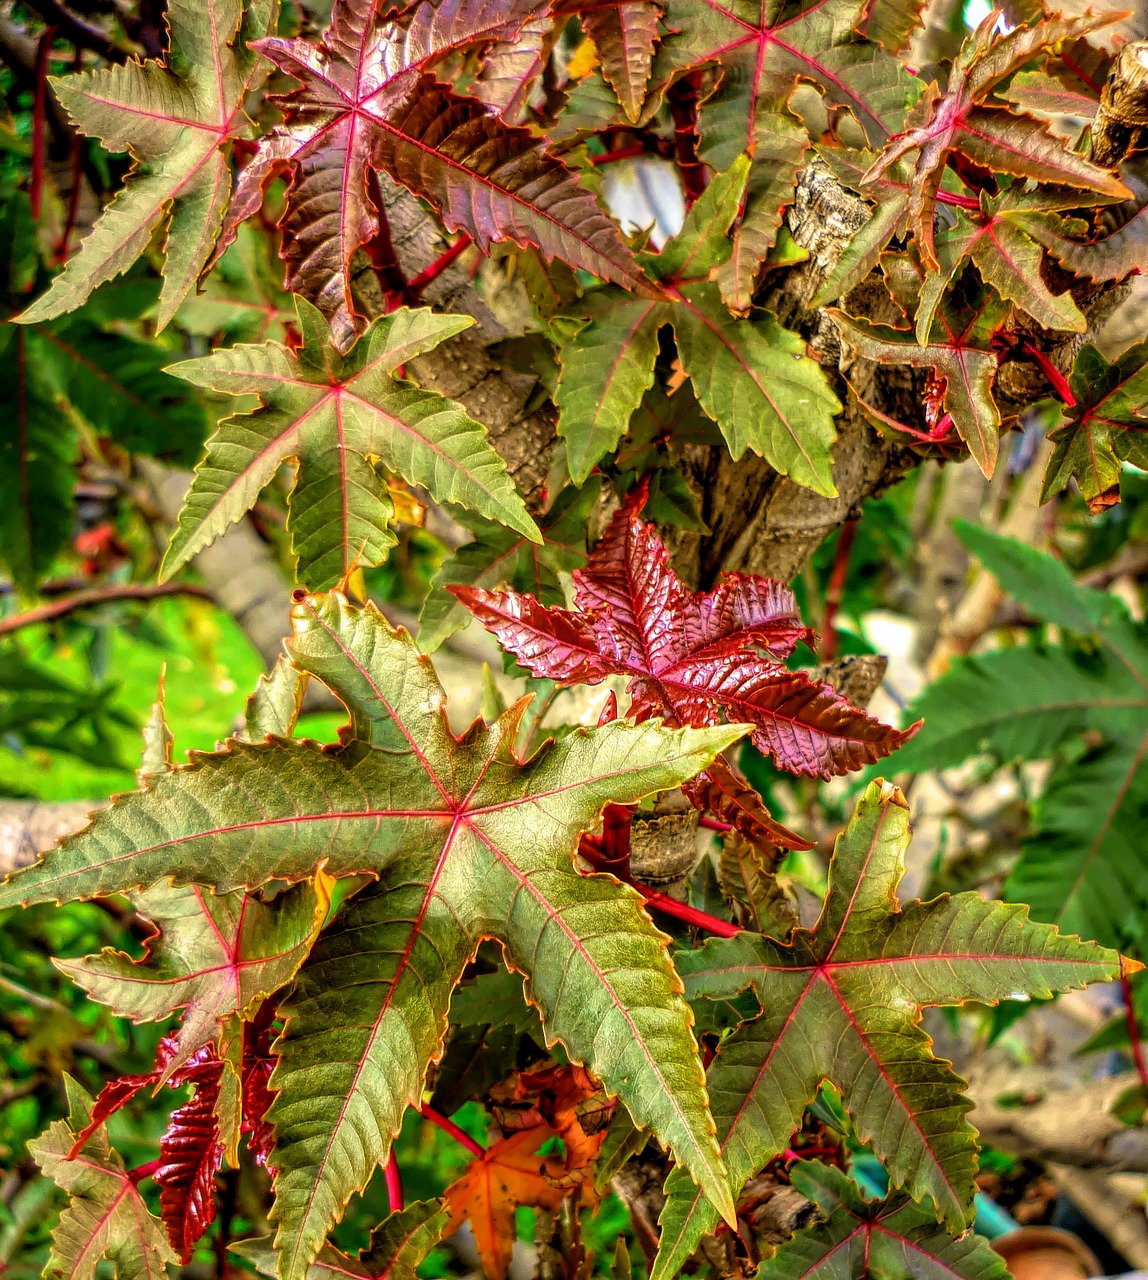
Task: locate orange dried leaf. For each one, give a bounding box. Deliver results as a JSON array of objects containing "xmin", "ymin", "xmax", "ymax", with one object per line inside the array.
[{"xmin": 443, "ymin": 1128, "xmax": 568, "ymax": 1280}]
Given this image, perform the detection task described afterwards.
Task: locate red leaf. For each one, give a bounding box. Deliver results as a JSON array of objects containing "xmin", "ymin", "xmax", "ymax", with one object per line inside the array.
[
  {"xmin": 864, "ymin": 12, "xmax": 1129, "ymax": 267},
  {"xmin": 156, "ymin": 1046, "xmax": 226, "ymax": 1264},
  {"xmin": 67, "ymin": 1035, "xmax": 227, "ymax": 1262},
  {"xmin": 684, "ymin": 756, "xmax": 814, "ymax": 852},
  {"xmin": 242, "ymin": 1013, "xmax": 278, "ymax": 1170},
  {"xmin": 219, "ymin": 0, "xmax": 649, "ymax": 348},
  {"xmin": 452, "ymin": 493, "xmax": 916, "ymax": 796},
  {"xmin": 67, "ymin": 1073, "xmax": 154, "ymax": 1159}
]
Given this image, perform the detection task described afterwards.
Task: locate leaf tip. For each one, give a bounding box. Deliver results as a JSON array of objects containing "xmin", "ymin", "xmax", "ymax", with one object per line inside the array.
[{"xmin": 873, "ymin": 777, "xmax": 910, "ymax": 810}]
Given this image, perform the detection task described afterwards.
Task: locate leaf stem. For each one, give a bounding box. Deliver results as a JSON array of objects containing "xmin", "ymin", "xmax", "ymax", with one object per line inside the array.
[
  {"xmin": 0, "ymin": 581, "xmax": 212, "ymax": 637},
  {"xmin": 1022, "ymin": 340, "xmax": 1077, "ymax": 407},
  {"xmin": 637, "ymin": 888, "xmax": 741, "ymax": 938},
  {"xmin": 407, "ymin": 234, "xmax": 473, "ymax": 298},
  {"xmin": 697, "ymin": 816, "xmax": 732, "ymax": 833},
  {"xmin": 935, "ymin": 189, "xmax": 981, "ymax": 212},
  {"xmin": 30, "ymin": 27, "xmax": 56, "ymax": 222},
  {"xmin": 588, "ymin": 144, "xmax": 650, "ymax": 166},
  {"xmin": 821, "ymin": 518, "xmax": 858, "ymax": 662},
  {"xmin": 384, "ymin": 1152, "xmax": 404, "ymax": 1213},
  {"xmin": 365, "ymin": 172, "xmax": 410, "ymax": 312},
  {"xmin": 1122, "ymin": 970, "xmax": 1148, "ymax": 1088},
  {"xmin": 129, "ymin": 1158, "xmax": 162, "ymax": 1185},
  {"xmin": 420, "ymin": 1104, "xmax": 484, "ymax": 1156}
]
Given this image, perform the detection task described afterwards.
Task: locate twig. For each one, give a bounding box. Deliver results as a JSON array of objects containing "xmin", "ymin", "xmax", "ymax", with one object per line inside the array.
[
  {"xmin": 0, "ymin": 581, "xmax": 212, "ymax": 637},
  {"xmin": 420, "ymin": 1104, "xmax": 484, "ymax": 1156},
  {"xmin": 588, "ymin": 143, "xmax": 649, "ymax": 166},
  {"xmin": 365, "ymin": 172, "xmax": 410, "ymax": 311},
  {"xmin": 0, "ymin": 973, "xmax": 66, "ymax": 1012},
  {"xmin": 20, "ymin": 0, "xmax": 121, "ymax": 60}
]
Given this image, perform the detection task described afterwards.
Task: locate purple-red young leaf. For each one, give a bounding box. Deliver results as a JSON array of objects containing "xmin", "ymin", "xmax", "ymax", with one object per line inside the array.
[{"xmin": 453, "ymin": 492, "xmax": 916, "ymax": 788}]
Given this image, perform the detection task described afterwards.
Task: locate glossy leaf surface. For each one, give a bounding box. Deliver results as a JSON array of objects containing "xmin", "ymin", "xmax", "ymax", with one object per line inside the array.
[
  {"xmin": 454, "ymin": 490, "xmax": 914, "ymax": 783},
  {"xmin": 223, "ymin": 0, "xmax": 648, "ymax": 346}
]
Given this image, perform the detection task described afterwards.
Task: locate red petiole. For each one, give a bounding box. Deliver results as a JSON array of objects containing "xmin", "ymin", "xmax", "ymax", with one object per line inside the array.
[{"xmin": 420, "ymin": 1103, "xmax": 485, "ymax": 1156}]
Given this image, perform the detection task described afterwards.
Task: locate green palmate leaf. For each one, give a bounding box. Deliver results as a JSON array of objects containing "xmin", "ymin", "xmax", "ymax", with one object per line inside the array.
[
  {"xmin": 162, "ymin": 298, "xmax": 539, "ymax": 588},
  {"xmin": 1039, "ymin": 340, "xmax": 1148, "ymax": 512},
  {"xmin": 554, "ymin": 290, "xmax": 661, "ymax": 483},
  {"xmin": 555, "ymin": 159, "xmax": 841, "ymax": 492},
  {"xmin": 240, "ymin": 655, "xmax": 308, "ymax": 742},
  {"xmin": 888, "ymin": 525, "xmax": 1148, "ymax": 954},
  {"xmin": 448, "ymin": 965, "xmax": 545, "ymax": 1039},
  {"xmin": 0, "ymin": 593, "xmax": 744, "ymax": 1276},
  {"xmin": 650, "ymin": 780, "xmax": 1125, "ymax": 1280},
  {"xmin": 652, "ymin": 0, "xmax": 919, "ymax": 307},
  {"xmin": 30, "ymin": 1078, "xmax": 178, "ymax": 1280},
  {"xmin": 266, "ymin": 594, "xmax": 739, "ymax": 1276},
  {"xmin": 419, "ymin": 478, "xmax": 601, "ymax": 651},
  {"xmin": 18, "ymin": 0, "xmax": 274, "ymax": 329},
  {"xmin": 829, "ymin": 290, "xmax": 1008, "ymax": 477},
  {"xmin": 756, "ymin": 1161, "xmax": 1010, "ymax": 1279},
  {"xmin": 55, "ymin": 879, "xmax": 326, "ymax": 1078},
  {"xmin": 914, "ymin": 189, "xmax": 1088, "ymax": 340},
  {"xmin": 232, "ymin": 1200, "xmax": 448, "ymax": 1280}
]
